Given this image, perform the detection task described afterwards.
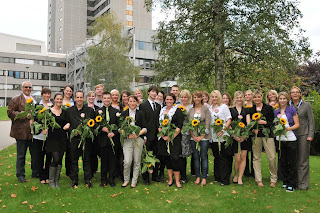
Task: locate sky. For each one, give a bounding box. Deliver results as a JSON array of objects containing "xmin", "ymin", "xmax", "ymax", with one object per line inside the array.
[{"xmin": 0, "ymin": 0, "xmax": 319, "ymax": 55}]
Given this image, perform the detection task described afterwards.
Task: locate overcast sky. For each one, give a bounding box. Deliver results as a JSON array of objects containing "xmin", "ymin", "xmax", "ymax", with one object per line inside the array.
[{"xmin": 0, "ymin": 0, "xmax": 319, "ymax": 55}]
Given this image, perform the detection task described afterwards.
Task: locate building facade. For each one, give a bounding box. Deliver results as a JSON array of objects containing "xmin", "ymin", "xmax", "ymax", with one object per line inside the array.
[{"xmin": 0, "ymin": 33, "xmax": 67, "ymax": 106}]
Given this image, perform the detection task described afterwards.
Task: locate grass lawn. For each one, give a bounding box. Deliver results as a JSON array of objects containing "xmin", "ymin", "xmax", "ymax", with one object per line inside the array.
[
  {"xmin": 0, "ymin": 107, "xmax": 9, "ymax": 121},
  {"xmin": 0, "ymin": 145, "xmax": 319, "ymax": 213}
]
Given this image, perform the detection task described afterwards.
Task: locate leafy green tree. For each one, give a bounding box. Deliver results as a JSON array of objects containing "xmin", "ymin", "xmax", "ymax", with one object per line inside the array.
[
  {"xmin": 85, "ymin": 13, "xmax": 140, "ymax": 91},
  {"xmin": 146, "ymin": 0, "xmax": 311, "ymax": 91}
]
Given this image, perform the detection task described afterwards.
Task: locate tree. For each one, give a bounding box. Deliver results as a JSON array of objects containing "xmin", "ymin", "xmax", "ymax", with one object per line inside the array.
[
  {"xmin": 146, "ymin": 0, "xmax": 311, "ymax": 91},
  {"xmin": 85, "ymin": 13, "xmax": 140, "ymax": 91}
]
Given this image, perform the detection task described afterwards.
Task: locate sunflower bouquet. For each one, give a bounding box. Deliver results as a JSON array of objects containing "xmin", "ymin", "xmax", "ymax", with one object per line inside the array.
[
  {"xmin": 141, "ymin": 145, "xmax": 160, "ymax": 174},
  {"xmin": 178, "ymin": 105, "xmax": 188, "ymax": 116},
  {"xmin": 272, "ymin": 115, "xmax": 287, "ymax": 156},
  {"xmin": 33, "ymin": 105, "xmax": 61, "ymax": 142},
  {"xmin": 15, "ymin": 98, "xmax": 39, "ymax": 134},
  {"xmin": 182, "ymin": 118, "xmax": 206, "ymax": 151},
  {"xmin": 70, "ymin": 113, "xmax": 97, "ymax": 150},
  {"xmin": 225, "ymin": 115, "xmax": 250, "ymax": 154},
  {"xmin": 157, "ymin": 114, "xmax": 177, "ymax": 154},
  {"xmin": 61, "ymin": 102, "xmax": 71, "ymax": 110},
  {"xmin": 95, "ymin": 110, "xmax": 118, "ymax": 153},
  {"xmin": 211, "ymin": 115, "xmax": 225, "ymax": 152},
  {"xmin": 247, "ymin": 108, "xmax": 270, "ymax": 145},
  {"xmin": 119, "ymin": 115, "xmax": 141, "ymax": 146}
]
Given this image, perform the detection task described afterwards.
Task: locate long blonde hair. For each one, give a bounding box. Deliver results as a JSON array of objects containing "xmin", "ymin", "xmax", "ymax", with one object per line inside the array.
[
  {"xmin": 233, "ymin": 91, "xmax": 245, "ymax": 107},
  {"xmin": 209, "ymin": 90, "xmax": 222, "ymax": 106}
]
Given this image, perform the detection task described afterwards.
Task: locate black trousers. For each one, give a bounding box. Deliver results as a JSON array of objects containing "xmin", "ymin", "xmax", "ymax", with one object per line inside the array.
[
  {"xmin": 30, "ymin": 139, "xmax": 43, "ymax": 177},
  {"xmin": 212, "ymin": 143, "xmax": 233, "ymax": 185},
  {"xmin": 100, "ymin": 146, "xmax": 116, "ymax": 183},
  {"xmin": 143, "ymin": 139, "xmax": 160, "ymax": 181},
  {"xmin": 38, "ymin": 140, "xmax": 52, "ymax": 181},
  {"xmin": 115, "ymin": 141, "xmax": 124, "ymax": 180},
  {"xmin": 90, "ymin": 139, "xmax": 101, "ymax": 175},
  {"xmin": 180, "ymin": 157, "xmax": 187, "ymax": 180},
  {"xmin": 279, "ymin": 140, "xmax": 297, "ymax": 188},
  {"xmin": 70, "ymin": 141, "xmax": 92, "ymax": 182}
]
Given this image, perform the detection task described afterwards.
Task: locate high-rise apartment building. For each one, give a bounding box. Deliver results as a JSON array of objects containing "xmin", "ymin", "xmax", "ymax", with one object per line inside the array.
[{"xmin": 48, "ymin": 0, "xmax": 152, "ymax": 53}]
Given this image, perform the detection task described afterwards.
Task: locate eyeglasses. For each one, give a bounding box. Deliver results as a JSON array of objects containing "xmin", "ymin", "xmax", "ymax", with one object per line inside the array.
[
  {"xmin": 24, "ymin": 86, "xmax": 32, "ymax": 89},
  {"xmin": 291, "ymin": 91, "xmax": 300, "ymax": 94}
]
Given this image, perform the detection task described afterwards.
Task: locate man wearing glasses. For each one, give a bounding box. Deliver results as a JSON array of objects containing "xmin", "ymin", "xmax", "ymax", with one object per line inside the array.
[{"xmin": 7, "ymin": 81, "xmax": 38, "ymax": 183}]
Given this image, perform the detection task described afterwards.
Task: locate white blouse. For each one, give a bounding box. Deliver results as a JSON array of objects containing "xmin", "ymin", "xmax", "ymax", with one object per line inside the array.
[
  {"xmin": 209, "ymin": 104, "xmax": 232, "ymax": 142},
  {"xmin": 276, "ymin": 114, "xmax": 297, "ymax": 141}
]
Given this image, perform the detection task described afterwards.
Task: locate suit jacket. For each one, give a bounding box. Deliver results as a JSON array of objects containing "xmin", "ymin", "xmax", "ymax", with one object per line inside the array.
[
  {"xmin": 121, "ymin": 109, "xmax": 147, "ymax": 136},
  {"xmin": 7, "ymin": 93, "xmax": 32, "ymax": 140},
  {"xmin": 188, "ymin": 105, "xmax": 212, "ymax": 139},
  {"xmin": 96, "ymin": 106, "xmax": 120, "ymax": 148},
  {"xmin": 139, "ymin": 100, "xmax": 161, "ymax": 142},
  {"xmin": 295, "ymin": 102, "xmax": 315, "ymax": 138}
]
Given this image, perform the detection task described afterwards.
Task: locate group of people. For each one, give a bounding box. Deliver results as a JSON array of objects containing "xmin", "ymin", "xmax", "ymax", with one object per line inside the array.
[{"xmin": 7, "ymin": 82, "xmax": 314, "ymax": 192}]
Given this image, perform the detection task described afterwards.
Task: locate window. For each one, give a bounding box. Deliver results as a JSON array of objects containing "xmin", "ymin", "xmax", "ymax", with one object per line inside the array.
[
  {"xmin": 38, "ymin": 73, "xmax": 42, "ymax": 79},
  {"xmin": 42, "ymin": 73, "xmax": 49, "ymax": 80},
  {"xmin": 8, "ymin": 71, "xmax": 13, "ymax": 77},
  {"xmin": 24, "ymin": 72, "xmax": 28, "ymax": 78},
  {"xmin": 126, "ymin": 21, "xmax": 133, "ymax": 26},
  {"xmin": 59, "ymin": 17, "xmax": 62, "ymax": 22},
  {"xmin": 14, "ymin": 84, "xmax": 21, "ymax": 90},
  {"xmin": 29, "ymin": 72, "xmax": 33, "ymax": 79},
  {"xmin": 20, "ymin": 72, "xmax": 25, "ymax": 79},
  {"xmin": 34, "ymin": 73, "xmax": 37, "ymax": 79},
  {"xmin": 126, "ymin": 10, "xmax": 133, "ymax": 15},
  {"xmin": 15, "ymin": 71, "xmax": 20, "ymax": 79},
  {"xmin": 0, "ymin": 70, "xmax": 3, "ymax": 76},
  {"xmin": 127, "ymin": 0, "xmax": 133, "ymax": 5},
  {"xmin": 139, "ymin": 41, "xmax": 144, "ymax": 50}
]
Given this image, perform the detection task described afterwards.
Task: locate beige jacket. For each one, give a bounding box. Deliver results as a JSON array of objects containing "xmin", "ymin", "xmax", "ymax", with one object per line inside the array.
[{"xmin": 188, "ymin": 105, "xmax": 211, "ymax": 140}]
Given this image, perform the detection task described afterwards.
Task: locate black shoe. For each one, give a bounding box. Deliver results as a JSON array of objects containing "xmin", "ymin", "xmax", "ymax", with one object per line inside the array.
[
  {"xmin": 121, "ymin": 182, "xmax": 129, "ymax": 188},
  {"xmin": 110, "ymin": 182, "xmax": 116, "ymax": 187},
  {"xmin": 100, "ymin": 182, "xmax": 107, "ymax": 187},
  {"xmin": 180, "ymin": 179, "xmax": 188, "ymax": 184},
  {"xmin": 18, "ymin": 177, "xmax": 26, "ymax": 183},
  {"xmin": 152, "ymin": 177, "xmax": 160, "ymax": 183},
  {"xmin": 85, "ymin": 180, "xmax": 93, "ymax": 188},
  {"xmin": 144, "ymin": 180, "xmax": 150, "ymax": 185},
  {"xmin": 69, "ymin": 180, "xmax": 78, "ymax": 188},
  {"xmin": 167, "ymin": 182, "xmax": 174, "ymax": 187},
  {"xmin": 32, "ymin": 174, "xmax": 39, "ymax": 178}
]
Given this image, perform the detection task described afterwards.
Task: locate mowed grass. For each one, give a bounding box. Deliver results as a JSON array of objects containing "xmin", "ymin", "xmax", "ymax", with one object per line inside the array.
[
  {"xmin": 0, "ymin": 107, "xmax": 9, "ymax": 121},
  {"xmin": 0, "ymin": 145, "xmax": 319, "ymax": 213}
]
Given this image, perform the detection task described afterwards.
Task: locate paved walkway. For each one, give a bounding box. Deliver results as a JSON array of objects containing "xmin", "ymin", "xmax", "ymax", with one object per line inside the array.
[{"xmin": 0, "ymin": 120, "xmax": 16, "ymax": 150}]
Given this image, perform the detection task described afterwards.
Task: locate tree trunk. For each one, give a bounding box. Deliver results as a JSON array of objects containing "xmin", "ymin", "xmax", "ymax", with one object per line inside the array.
[{"xmin": 214, "ymin": 0, "xmax": 226, "ymax": 92}]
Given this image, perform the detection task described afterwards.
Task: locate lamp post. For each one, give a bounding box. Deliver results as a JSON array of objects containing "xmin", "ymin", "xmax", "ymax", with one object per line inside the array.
[
  {"xmin": 128, "ymin": 27, "xmax": 136, "ymax": 89},
  {"xmin": 4, "ymin": 70, "xmax": 8, "ymax": 107}
]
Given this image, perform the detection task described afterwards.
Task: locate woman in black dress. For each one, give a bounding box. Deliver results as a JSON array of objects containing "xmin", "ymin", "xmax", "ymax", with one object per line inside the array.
[
  {"xmin": 46, "ymin": 93, "xmax": 70, "ymax": 188},
  {"xmin": 158, "ymin": 93, "xmax": 185, "ymax": 188},
  {"xmin": 230, "ymin": 91, "xmax": 250, "ymax": 185}
]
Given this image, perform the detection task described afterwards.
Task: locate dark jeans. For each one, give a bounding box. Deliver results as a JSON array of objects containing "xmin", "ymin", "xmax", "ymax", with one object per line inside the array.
[
  {"xmin": 16, "ymin": 139, "xmax": 32, "ymax": 178},
  {"xmin": 191, "ymin": 140, "xmax": 209, "ymax": 179},
  {"xmin": 33, "ymin": 139, "xmax": 52, "ymax": 181},
  {"xmin": 279, "ymin": 140, "xmax": 298, "ymax": 188},
  {"xmin": 212, "ymin": 142, "xmax": 233, "ymax": 185},
  {"xmin": 50, "ymin": 152, "xmax": 64, "ymax": 167},
  {"xmin": 70, "ymin": 142, "xmax": 92, "ymax": 182}
]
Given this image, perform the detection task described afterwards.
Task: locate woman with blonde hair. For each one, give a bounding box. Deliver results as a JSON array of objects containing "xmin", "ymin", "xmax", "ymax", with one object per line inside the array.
[
  {"xmin": 289, "ymin": 86, "xmax": 314, "ymax": 190},
  {"xmin": 209, "ymin": 90, "xmax": 232, "ymax": 185},
  {"xmin": 244, "ymin": 90, "xmax": 253, "ymax": 107},
  {"xmin": 266, "ymin": 90, "xmax": 279, "ymax": 108},
  {"xmin": 134, "ymin": 89, "xmax": 144, "ymax": 104},
  {"xmin": 244, "ymin": 89, "xmax": 254, "ymax": 177},
  {"xmin": 110, "ymin": 89, "xmax": 120, "ymax": 110}
]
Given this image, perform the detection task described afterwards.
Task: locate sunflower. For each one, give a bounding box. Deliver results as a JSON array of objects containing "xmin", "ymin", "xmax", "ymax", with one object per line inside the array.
[
  {"xmin": 238, "ymin": 122, "xmax": 245, "ymax": 128},
  {"xmin": 26, "ymin": 98, "xmax": 33, "ymax": 104},
  {"xmin": 126, "ymin": 116, "xmax": 134, "ymax": 123},
  {"xmin": 252, "ymin": 113, "xmax": 261, "ymax": 120},
  {"xmin": 245, "ymin": 105, "xmax": 252, "ymax": 108},
  {"xmin": 178, "ymin": 105, "xmax": 186, "ymax": 112},
  {"xmin": 95, "ymin": 115, "xmax": 102, "ymax": 123},
  {"xmin": 280, "ymin": 118, "xmax": 287, "ymax": 125},
  {"xmin": 39, "ymin": 108, "xmax": 46, "ymax": 114},
  {"xmin": 123, "ymin": 106, "xmax": 128, "ymax": 111},
  {"xmin": 148, "ymin": 163, "xmax": 152, "ymax": 168},
  {"xmin": 274, "ymin": 104, "xmax": 279, "ymax": 110},
  {"xmin": 87, "ymin": 119, "xmax": 95, "ymax": 127},
  {"xmin": 191, "ymin": 119, "xmax": 199, "ymax": 127},
  {"xmin": 162, "ymin": 119, "xmax": 169, "ymax": 126},
  {"xmin": 215, "ymin": 119, "xmax": 223, "ymax": 125},
  {"xmin": 65, "ymin": 102, "xmax": 71, "ymax": 107}
]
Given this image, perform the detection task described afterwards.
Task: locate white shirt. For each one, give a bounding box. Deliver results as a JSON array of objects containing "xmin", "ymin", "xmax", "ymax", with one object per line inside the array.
[
  {"xmin": 209, "ymin": 104, "xmax": 231, "ymax": 142},
  {"xmin": 276, "ymin": 114, "xmax": 297, "ymax": 141},
  {"xmin": 148, "ymin": 99, "xmax": 157, "ymax": 111}
]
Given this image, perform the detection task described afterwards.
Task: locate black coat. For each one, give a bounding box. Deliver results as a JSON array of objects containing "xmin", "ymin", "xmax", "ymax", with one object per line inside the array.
[
  {"xmin": 247, "ymin": 103, "xmax": 274, "ymax": 137},
  {"xmin": 139, "ymin": 100, "xmax": 161, "ymax": 142},
  {"xmin": 96, "ymin": 106, "xmax": 120, "ymax": 148}
]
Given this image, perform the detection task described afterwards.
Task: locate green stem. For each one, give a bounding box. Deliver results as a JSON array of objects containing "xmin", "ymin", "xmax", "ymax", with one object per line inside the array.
[{"xmin": 218, "ymin": 136, "xmax": 221, "ymax": 153}]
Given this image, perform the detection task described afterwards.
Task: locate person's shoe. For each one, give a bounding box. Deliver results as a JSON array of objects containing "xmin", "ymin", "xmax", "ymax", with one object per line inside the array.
[
  {"xmin": 100, "ymin": 182, "xmax": 107, "ymax": 187},
  {"xmin": 121, "ymin": 182, "xmax": 129, "ymax": 188},
  {"xmin": 144, "ymin": 180, "xmax": 150, "ymax": 185},
  {"xmin": 167, "ymin": 182, "xmax": 174, "ymax": 187},
  {"xmin": 130, "ymin": 183, "xmax": 137, "ymax": 188},
  {"xmin": 109, "ymin": 181, "xmax": 116, "ymax": 187},
  {"xmin": 180, "ymin": 179, "xmax": 188, "ymax": 184},
  {"xmin": 152, "ymin": 177, "xmax": 161, "ymax": 182},
  {"xmin": 270, "ymin": 182, "xmax": 276, "ymax": 188},
  {"xmin": 55, "ymin": 165, "xmax": 62, "ymax": 188},
  {"xmin": 286, "ymin": 187, "xmax": 295, "ymax": 192},
  {"xmin": 85, "ymin": 180, "xmax": 93, "ymax": 188},
  {"xmin": 18, "ymin": 177, "xmax": 26, "ymax": 183},
  {"xmin": 257, "ymin": 182, "xmax": 264, "ymax": 187},
  {"xmin": 281, "ymin": 184, "xmax": 287, "ymax": 189},
  {"xmin": 69, "ymin": 180, "xmax": 78, "ymax": 188}
]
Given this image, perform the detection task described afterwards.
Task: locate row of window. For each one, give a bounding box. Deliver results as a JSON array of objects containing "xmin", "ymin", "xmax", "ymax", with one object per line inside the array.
[
  {"xmin": 0, "ymin": 84, "xmax": 62, "ymax": 92},
  {"xmin": 0, "ymin": 70, "xmax": 66, "ymax": 81},
  {"xmin": 134, "ymin": 41, "xmax": 159, "ymax": 51},
  {"xmin": 134, "ymin": 58, "xmax": 155, "ymax": 70},
  {"xmin": 87, "ymin": 0, "xmax": 111, "ymax": 17},
  {"xmin": 0, "ymin": 57, "xmax": 66, "ymax": 67}
]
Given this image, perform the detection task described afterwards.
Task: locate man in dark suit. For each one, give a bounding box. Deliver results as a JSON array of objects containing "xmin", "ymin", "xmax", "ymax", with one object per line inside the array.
[
  {"xmin": 7, "ymin": 81, "xmax": 38, "ymax": 183},
  {"xmin": 97, "ymin": 91, "xmax": 120, "ymax": 187},
  {"xmin": 66, "ymin": 91, "xmax": 95, "ymax": 188},
  {"xmin": 139, "ymin": 85, "xmax": 161, "ymax": 184}
]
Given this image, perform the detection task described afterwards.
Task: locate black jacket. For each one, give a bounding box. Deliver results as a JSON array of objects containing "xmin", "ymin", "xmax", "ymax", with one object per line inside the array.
[{"xmin": 139, "ymin": 100, "xmax": 161, "ymax": 142}]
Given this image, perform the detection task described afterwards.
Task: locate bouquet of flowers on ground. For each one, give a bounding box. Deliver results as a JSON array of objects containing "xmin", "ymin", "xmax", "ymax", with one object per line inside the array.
[
  {"xmin": 247, "ymin": 107, "xmax": 270, "ymax": 145},
  {"xmin": 225, "ymin": 115, "xmax": 250, "ymax": 154},
  {"xmin": 272, "ymin": 115, "xmax": 287, "ymax": 157},
  {"xmin": 70, "ymin": 113, "xmax": 97, "ymax": 150},
  {"xmin": 14, "ymin": 98, "xmax": 39, "ymax": 134},
  {"xmin": 141, "ymin": 145, "xmax": 160, "ymax": 174},
  {"xmin": 119, "ymin": 115, "xmax": 141, "ymax": 147},
  {"xmin": 33, "ymin": 104, "xmax": 61, "ymax": 142},
  {"xmin": 95, "ymin": 110, "xmax": 118, "ymax": 153},
  {"xmin": 182, "ymin": 117, "xmax": 206, "ymax": 152},
  {"xmin": 157, "ymin": 114, "xmax": 177, "ymax": 154},
  {"xmin": 210, "ymin": 109, "xmax": 225, "ymax": 152}
]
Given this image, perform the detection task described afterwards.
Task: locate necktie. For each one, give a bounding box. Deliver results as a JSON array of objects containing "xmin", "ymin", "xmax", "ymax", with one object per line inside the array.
[
  {"xmin": 152, "ymin": 102, "xmax": 156, "ymax": 111},
  {"xmin": 106, "ymin": 107, "xmax": 110, "ymax": 123}
]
